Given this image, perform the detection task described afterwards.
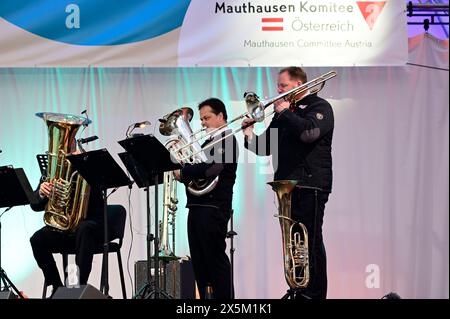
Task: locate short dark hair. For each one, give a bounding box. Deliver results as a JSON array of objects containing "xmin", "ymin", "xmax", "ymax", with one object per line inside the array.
[
  {"xmin": 278, "ymin": 66, "xmax": 307, "ymax": 84},
  {"xmin": 198, "ymin": 98, "xmax": 228, "ymax": 121}
]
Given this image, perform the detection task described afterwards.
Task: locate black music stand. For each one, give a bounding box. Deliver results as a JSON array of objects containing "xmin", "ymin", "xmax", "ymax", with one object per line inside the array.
[
  {"xmin": 67, "ymin": 149, "xmax": 131, "ymax": 297},
  {"xmin": 118, "ymin": 151, "xmax": 163, "ymax": 298},
  {"xmin": 118, "ymin": 134, "xmax": 181, "ymax": 299},
  {"xmin": 0, "ymin": 166, "xmax": 39, "ymax": 298},
  {"xmin": 118, "ymin": 152, "xmax": 158, "ymax": 189}
]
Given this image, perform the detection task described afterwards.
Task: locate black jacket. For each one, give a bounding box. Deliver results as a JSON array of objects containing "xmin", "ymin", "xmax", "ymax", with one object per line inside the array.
[
  {"xmin": 180, "ymin": 130, "xmax": 238, "ymax": 211},
  {"xmin": 30, "ymin": 176, "xmax": 105, "ymax": 223},
  {"xmin": 245, "ymin": 93, "xmax": 334, "ymax": 192}
]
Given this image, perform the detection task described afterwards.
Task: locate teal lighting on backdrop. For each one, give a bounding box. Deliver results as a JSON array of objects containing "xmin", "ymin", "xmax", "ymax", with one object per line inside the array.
[{"xmin": 0, "ymin": 66, "xmax": 280, "ymax": 291}]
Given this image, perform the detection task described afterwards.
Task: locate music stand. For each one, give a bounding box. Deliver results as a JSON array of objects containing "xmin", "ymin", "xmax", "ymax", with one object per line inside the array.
[
  {"xmin": 67, "ymin": 149, "xmax": 131, "ymax": 297},
  {"xmin": 118, "ymin": 134, "xmax": 181, "ymax": 299},
  {"xmin": 118, "ymin": 151, "xmax": 162, "ymax": 298},
  {"xmin": 0, "ymin": 166, "xmax": 39, "ymax": 298},
  {"xmin": 118, "ymin": 152, "xmax": 163, "ymax": 189}
]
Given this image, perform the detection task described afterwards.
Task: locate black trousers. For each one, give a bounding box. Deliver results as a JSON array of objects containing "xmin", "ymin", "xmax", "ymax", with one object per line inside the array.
[
  {"xmin": 290, "ymin": 187, "xmax": 330, "ymax": 299},
  {"xmin": 30, "ymin": 220, "xmax": 103, "ymax": 288},
  {"xmin": 187, "ymin": 206, "xmax": 233, "ymax": 299}
]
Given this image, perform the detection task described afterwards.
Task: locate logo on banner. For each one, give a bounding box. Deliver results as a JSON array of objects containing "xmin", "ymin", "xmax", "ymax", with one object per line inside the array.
[
  {"xmin": 261, "ymin": 17, "xmax": 284, "ymax": 31},
  {"xmin": 0, "ymin": 0, "xmax": 191, "ymax": 45},
  {"xmin": 356, "ymin": 1, "xmax": 386, "ymax": 30}
]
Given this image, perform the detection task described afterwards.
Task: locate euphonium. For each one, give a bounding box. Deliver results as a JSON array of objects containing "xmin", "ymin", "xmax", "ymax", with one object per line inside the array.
[
  {"xmin": 159, "ymin": 107, "xmax": 219, "ymax": 196},
  {"xmin": 268, "ymin": 180, "xmax": 309, "ymax": 289},
  {"xmin": 36, "ymin": 112, "xmax": 91, "ymax": 232}
]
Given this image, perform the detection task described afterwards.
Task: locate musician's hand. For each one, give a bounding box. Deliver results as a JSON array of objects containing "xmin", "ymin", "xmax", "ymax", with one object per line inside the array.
[
  {"xmin": 39, "ymin": 182, "xmax": 53, "ymax": 198},
  {"xmin": 173, "ymin": 170, "xmax": 181, "ymax": 181},
  {"xmin": 273, "ymin": 99, "xmax": 290, "ymax": 113},
  {"xmin": 241, "ymin": 118, "xmax": 255, "ymax": 140}
]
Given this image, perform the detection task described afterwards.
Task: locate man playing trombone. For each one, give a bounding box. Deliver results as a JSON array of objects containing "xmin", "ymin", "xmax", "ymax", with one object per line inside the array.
[
  {"xmin": 173, "ymin": 98, "xmax": 238, "ymax": 299},
  {"xmin": 242, "ymin": 67, "xmax": 334, "ymax": 299}
]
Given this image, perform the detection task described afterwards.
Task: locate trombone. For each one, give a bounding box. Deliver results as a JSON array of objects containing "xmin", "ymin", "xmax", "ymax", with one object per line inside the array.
[{"xmin": 178, "ymin": 70, "xmax": 337, "ymax": 162}]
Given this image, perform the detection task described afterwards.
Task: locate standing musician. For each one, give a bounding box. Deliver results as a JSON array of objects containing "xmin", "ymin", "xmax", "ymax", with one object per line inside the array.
[
  {"xmin": 29, "ymin": 138, "xmax": 104, "ymax": 297},
  {"xmin": 242, "ymin": 67, "xmax": 334, "ymax": 299},
  {"xmin": 173, "ymin": 98, "xmax": 239, "ymax": 299}
]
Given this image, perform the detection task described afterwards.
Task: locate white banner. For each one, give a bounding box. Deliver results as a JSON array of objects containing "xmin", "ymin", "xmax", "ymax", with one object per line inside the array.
[{"xmin": 0, "ymin": 0, "xmax": 408, "ymax": 67}]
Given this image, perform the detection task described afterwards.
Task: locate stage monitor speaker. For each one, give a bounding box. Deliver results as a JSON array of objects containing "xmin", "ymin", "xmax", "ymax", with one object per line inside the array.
[
  {"xmin": 0, "ymin": 290, "xmax": 18, "ymax": 299},
  {"xmin": 134, "ymin": 259, "xmax": 196, "ymax": 299},
  {"xmin": 52, "ymin": 284, "xmax": 107, "ymax": 299}
]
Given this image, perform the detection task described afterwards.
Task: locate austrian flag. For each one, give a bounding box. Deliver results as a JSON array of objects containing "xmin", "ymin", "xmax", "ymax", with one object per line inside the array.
[{"xmin": 261, "ymin": 17, "xmax": 284, "ymax": 31}]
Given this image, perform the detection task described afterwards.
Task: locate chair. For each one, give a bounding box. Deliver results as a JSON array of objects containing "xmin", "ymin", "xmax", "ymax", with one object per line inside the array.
[{"xmin": 42, "ymin": 204, "xmax": 127, "ymax": 299}]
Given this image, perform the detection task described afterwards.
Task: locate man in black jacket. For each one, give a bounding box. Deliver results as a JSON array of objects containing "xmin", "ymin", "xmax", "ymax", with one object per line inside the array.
[
  {"xmin": 174, "ymin": 98, "xmax": 238, "ymax": 299},
  {"xmin": 30, "ymin": 145, "xmax": 104, "ymax": 297},
  {"xmin": 242, "ymin": 67, "xmax": 334, "ymax": 299}
]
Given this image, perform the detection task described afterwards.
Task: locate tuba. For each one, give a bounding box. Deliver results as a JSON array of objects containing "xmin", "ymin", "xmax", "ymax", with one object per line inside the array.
[
  {"xmin": 268, "ymin": 180, "xmax": 309, "ymax": 289},
  {"xmin": 159, "ymin": 107, "xmax": 219, "ymax": 196},
  {"xmin": 36, "ymin": 112, "xmax": 91, "ymax": 232}
]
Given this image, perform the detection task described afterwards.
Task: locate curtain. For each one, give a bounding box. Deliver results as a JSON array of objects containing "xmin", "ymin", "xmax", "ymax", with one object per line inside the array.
[{"xmin": 0, "ymin": 33, "xmax": 447, "ymax": 299}]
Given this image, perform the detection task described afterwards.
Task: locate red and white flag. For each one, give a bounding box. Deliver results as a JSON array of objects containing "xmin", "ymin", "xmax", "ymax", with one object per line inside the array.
[{"xmin": 261, "ymin": 18, "xmax": 283, "ymax": 31}]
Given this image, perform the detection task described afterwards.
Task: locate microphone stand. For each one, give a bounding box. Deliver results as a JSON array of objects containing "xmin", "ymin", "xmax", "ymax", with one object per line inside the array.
[{"xmin": 226, "ymin": 209, "xmax": 237, "ymax": 299}]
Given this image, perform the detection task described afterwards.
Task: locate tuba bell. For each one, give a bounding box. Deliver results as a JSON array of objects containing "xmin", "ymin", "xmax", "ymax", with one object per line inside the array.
[
  {"xmin": 36, "ymin": 112, "xmax": 91, "ymax": 232},
  {"xmin": 268, "ymin": 180, "xmax": 309, "ymax": 289},
  {"xmin": 159, "ymin": 107, "xmax": 219, "ymax": 196}
]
